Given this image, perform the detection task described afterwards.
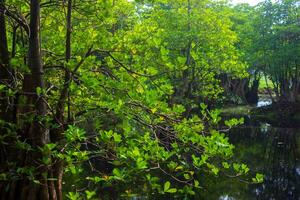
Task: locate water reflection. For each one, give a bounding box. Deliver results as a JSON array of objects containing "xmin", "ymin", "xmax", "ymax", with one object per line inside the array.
[
  {"xmin": 260, "ymin": 123, "xmax": 271, "ymax": 133},
  {"xmin": 257, "ymin": 100, "xmax": 272, "ymax": 107},
  {"xmin": 257, "ymin": 96, "xmax": 272, "ymax": 107},
  {"xmin": 296, "ymin": 167, "xmax": 300, "ymax": 176},
  {"xmin": 202, "ymin": 123, "xmax": 300, "ymax": 200},
  {"xmin": 219, "ymin": 195, "xmax": 236, "ymax": 200}
]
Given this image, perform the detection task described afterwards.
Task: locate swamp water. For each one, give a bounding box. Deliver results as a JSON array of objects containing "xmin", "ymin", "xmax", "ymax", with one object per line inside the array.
[
  {"xmin": 202, "ymin": 123, "xmax": 300, "ymax": 200},
  {"xmin": 204, "ymin": 97, "xmax": 300, "ymax": 200},
  {"xmin": 128, "ymin": 98, "xmax": 300, "ymax": 200}
]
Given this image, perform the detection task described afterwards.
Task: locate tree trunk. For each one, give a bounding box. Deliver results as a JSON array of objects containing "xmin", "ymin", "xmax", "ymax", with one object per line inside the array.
[
  {"xmin": 20, "ymin": 0, "xmax": 51, "ymax": 199},
  {"xmin": 0, "ymin": 0, "xmax": 14, "ymax": 122},
  {"xmin": 0, "ymin": 0, "xmax": 17, "ymax": 197},
  {"xmin": 0, "ymin": 0, "xmax": 63, "ymax": 199},
  {"xmin": 52, "ymin": 1, "xmax": 73, "ymax": 199},
  {"xmin": 245, "ymin": 78, "xmax": 259, "ymax": 104}
]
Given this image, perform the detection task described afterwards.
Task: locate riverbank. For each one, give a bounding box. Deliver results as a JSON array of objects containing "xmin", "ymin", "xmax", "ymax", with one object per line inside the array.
[
  {"xmin": 251, "ymin": 101, "xmax": 300, "ymax": 127},
  {"xmin": 221, "ymin": 97, "xmax": 300, "ymax": 128}
]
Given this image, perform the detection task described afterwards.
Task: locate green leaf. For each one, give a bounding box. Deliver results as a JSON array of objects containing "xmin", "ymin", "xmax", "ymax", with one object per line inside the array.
[
  {"xmin": 164, "ymin": 181, "xmax": 170, "ymax": 192},
  {"xmin": 36, "ymin": 87, "xmax": 42, "ymax": 95},
  {"xmin": 222, "ymin": 162, "xmax": 230, "ymax": 169},
  {"xmin": 166, "ymin": 188, "xmax": 177, "ymax": 193},
  {"xmin": 194, "ymin": 180, "xmax": 200, "ymax": 188},
  {"xmin": 177, "ymin": 56, "xmax": 186, "ymax": 65},
  {"xmin": 200, "ymin": 103, "xmax": 207, "ymax": 110},
  {"xmin": 0, "ymin": 85, "xmax": 6, "ymax": 91},
  {"xmin": 183, "ymin": 173, "xmax": 190, "ymax": 180},
  {"xmin": 211, "ymin": 167, "xmax": 219, "ymax": 175},
  {"xmin": 113, "ymin": 133, "xmax": 122, "ymax": 143},
  {"xmin": 85, "ymin": 190, "xmax": 96, "ymax": 199},
  {"xmin": 33, "ymin": 180, "xmax": 41, "ymax": 185},
  {"xmin": 252, "ymin": 173, "xmax": 264, "ymax": 183}
]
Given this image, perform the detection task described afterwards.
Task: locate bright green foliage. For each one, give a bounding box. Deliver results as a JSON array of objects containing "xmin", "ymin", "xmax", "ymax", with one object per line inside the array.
[
  {"xmin": 63, "ymin": 108, "xmax": 248, "ymax": 197},
  {"xmin": 232, "ymin": 0, "xmax": 300, "ymax": 102},
  {"xmin": 252, "ymin": 173, "xmax": 264, "ymax": 183},
  {"xmin": 0, "ymin": 0, "xmax": 256, "ymax": 199},
  {"xmin": 118, "ymin": 0, "xmax": 247, "ymax": 105}
]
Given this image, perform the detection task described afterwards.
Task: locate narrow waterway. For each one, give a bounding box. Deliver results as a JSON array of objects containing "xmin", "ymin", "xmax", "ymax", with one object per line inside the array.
[{"xmin": 202, "ymin": 98, "xmax": 300, "ymax": 200}]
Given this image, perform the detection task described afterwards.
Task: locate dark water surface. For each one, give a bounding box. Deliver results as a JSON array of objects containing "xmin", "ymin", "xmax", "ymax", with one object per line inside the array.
[{"xmin": 202, "ymin": 122, "xmax": 300, "ymax": 200}]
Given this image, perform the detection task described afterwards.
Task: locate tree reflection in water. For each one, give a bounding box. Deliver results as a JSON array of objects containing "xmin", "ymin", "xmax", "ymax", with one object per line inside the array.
[{"xmin": 202, "ymin": 123, "xmax": 300, "ymax": 200}]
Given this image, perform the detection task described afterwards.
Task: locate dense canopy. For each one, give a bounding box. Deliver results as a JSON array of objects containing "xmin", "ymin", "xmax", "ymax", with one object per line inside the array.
[{"xmin": 0, "ymin": 0, "xmax": 299, "ymax": 199}]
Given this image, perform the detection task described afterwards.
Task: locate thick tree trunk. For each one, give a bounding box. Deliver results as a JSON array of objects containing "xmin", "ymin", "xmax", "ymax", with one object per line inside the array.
[
  {"xmin": 0, "ymin": 0, "xmax": 14, "ymax": 122},
  {"xmin": 0, "ymin": 0, "xmax": 17, "ymax": 198},
  {"xmin": 245, "ymin": 78, "xmax": 259, "ymax": 104},
  {"xmin": 20, "ymin": 0, "xmax": 51, "ymax": 199},
  {"xmin": 27, "ymin": 0, "xmax": 47, "ymax": 144},
  {"xmin": 0, "ymin": 1, "xmax": 63, "ymax": 199},
  {"xmin": 279, "ymin": 79, "xmax": 297, "ymax": 103}
]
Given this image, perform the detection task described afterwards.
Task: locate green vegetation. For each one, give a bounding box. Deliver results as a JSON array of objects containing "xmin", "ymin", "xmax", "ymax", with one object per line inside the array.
[
  {"xmin": 0, "ymin": 0, "xmax": 299, "ymax": 199},
  {"xmin": 221, "ymin": 105, "xmax": 252, "ymax": 115},
  {"xmin": 259, "ymin": 76, "xmax": 273, "ymax": 90},
  {"xmin": 221, "ymin": 0, "xmax": 300, "ymax": 104}
]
